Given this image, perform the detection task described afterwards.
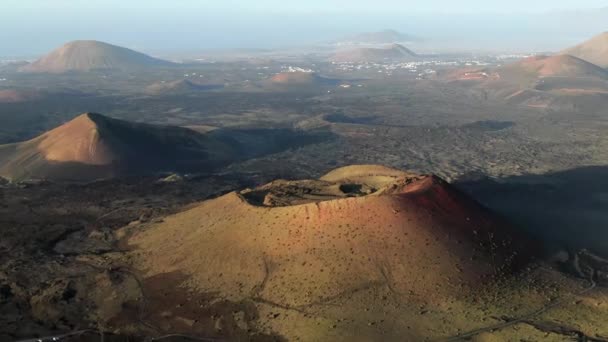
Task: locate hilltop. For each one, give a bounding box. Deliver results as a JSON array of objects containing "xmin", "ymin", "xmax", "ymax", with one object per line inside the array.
[
  {"xmin": 127, "ymin": 165, "xmax": 537, "ymax": 340},
  {"xmin": 20, "ymin": 40, "xmax": 174, "ymax": 73}
]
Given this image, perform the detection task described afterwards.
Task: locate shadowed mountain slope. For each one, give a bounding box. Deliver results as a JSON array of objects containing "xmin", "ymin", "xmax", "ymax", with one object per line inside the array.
[{"xmin": 0, "ymin": 113, "xmax": 329, "ymax": 181}]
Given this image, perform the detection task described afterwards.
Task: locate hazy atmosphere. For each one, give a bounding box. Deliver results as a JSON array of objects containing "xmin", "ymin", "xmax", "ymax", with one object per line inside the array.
[{"xmin": 1, "ymin": 0, "xmax": 607, "ymax": 56}]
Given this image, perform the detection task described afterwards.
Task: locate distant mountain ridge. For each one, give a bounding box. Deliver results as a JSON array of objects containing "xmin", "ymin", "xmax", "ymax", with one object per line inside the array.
[
  {"xmin": 330, "ymin": 43, "xmax": 419, "ymax": 63},
  {"xmin": 336, "ymin": 29, "xmax": 419, "ymax": 45},
  {"xmin": 20, "ymin": 40, "xmax": 175, "ymax": 73}
]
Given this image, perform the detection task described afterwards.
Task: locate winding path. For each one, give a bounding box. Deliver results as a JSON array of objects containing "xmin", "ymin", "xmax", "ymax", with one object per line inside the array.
[{"xmin": 441, "ymin": 271, "xmax": 598, "ymax": 342}]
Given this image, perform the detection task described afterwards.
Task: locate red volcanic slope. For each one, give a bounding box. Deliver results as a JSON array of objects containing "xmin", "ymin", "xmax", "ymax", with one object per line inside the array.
[
  {"xmin": 500, "ymin": 55, "xmax": 608, "ymax": 79},
  {"xmin": 130, "ymin": 165, "xmax": 535, "ymax": 308}
]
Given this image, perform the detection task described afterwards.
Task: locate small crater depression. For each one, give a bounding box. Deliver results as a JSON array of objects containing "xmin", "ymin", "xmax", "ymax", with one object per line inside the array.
[{"xmin": 339, "ymin": 183, "xmax": 376, "ymax": 196}]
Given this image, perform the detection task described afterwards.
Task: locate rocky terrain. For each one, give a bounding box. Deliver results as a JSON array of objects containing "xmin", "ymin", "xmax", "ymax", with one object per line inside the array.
[
  {"xmin": 2, "ymin": 166, "xmax": 608, "ymax": 341},
  {"xmin": 3, "ymin": 31, "xmax": 608, "ymax": 341}
]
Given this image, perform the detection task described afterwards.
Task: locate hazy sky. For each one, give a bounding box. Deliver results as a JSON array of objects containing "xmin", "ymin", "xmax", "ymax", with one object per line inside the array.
[
  {"xmin": 206, "ymin": 0, "xmax": 605, "ymax": 12},
  {"xmin": 1, "ymin": 0, "xmax": 607, "ymax": 56},
  {"xmin": 4, "ymin": 0, "xmax": 607, "ymax": 13}
]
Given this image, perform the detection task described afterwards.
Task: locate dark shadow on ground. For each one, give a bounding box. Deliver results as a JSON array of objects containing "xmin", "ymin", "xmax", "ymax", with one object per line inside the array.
[{"xmin": 455, "ymin": 166, "xmax": 608, "ymax": 256}]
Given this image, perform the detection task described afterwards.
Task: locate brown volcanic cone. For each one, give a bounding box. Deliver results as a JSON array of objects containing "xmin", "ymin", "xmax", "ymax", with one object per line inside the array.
[
  {"xmin": 562, "ymin": 32, "xmax": 608, "ymax": 68},
  {"xmin": 20, "ymin": 40, "xmax": 173, "ymax": 73},
  {"xmin": 127, "ymin": 165, "xmax": 535, "ymax": 340},
  {"xmin": 0, "ymin": 113, "xmax": 233, "ymax": 181},
  {"xmin": 499, "ymin": 54, "xmax": 608, "ymax": 81},
  {"xmin": 447, "ymin": 55, "xmax": 608, "ymax": 86},
  {"xmin": 0, "ymin": 113, "xmax": 328, "ymax": 181}
]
